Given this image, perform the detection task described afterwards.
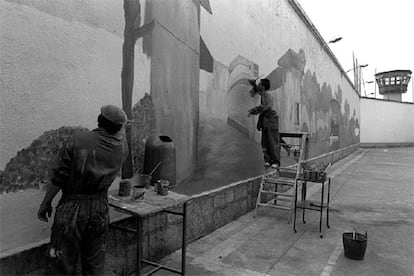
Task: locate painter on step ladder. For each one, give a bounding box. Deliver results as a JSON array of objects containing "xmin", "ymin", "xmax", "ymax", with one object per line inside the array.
[
  {"xmin": 37, "ymin": 105, "xmax": 129, "ymax": 275},
  {"xmin": 247, "ymin": 78, "xmax": 283, "ymax": 169}
]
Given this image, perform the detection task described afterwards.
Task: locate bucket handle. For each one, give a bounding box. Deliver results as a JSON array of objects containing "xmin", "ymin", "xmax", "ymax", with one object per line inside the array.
[{"xmin": 352, "ymin": 228, "xmax": 368, "ymax": 239}]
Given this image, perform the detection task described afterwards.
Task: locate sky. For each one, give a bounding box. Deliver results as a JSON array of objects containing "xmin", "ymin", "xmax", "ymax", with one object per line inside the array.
[{"xmin": 298, "ymin": 0, "xmax": 414, "ymax": 102}]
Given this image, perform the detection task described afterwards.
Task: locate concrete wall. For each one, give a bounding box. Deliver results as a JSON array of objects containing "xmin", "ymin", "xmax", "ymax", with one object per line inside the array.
[
  {"xmin": 0, "ymin": 0, "xmax": 360, "ymax": 192},
  {"xmin": 0, "ymin": 144, "xmax": 359, "ymax": 274},
  {"xmin": 198, "ymin": 0, "xmax": 360, "ymax": 162},
  {"xmin": 0, "ymin": 0, "xmax": 150, "ymax": 170},
  {"xmin": 0, "ymin": 0, "xmax": 200, "ymax": 191},
  {"xmin": 0, "ymin": 0, "xmax": 365, "ymax": 262},
  {"xmin": 360, "ymin": 97, "xmax": 414, "ymax": 146}
]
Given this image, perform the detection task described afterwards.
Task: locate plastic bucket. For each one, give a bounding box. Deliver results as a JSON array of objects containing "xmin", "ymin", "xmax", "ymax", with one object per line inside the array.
[{"xmin": 343, "ymin": 232, "xmax": 368, "ymax": 260}]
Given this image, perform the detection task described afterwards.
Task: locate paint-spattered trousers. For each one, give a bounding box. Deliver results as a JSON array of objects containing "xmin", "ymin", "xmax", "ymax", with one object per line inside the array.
[
  {"xmin": 46, "ymin": 197, "xmax": 108, "ymax": 276},
  {"xmin": 261, "ymin": 128, "xmax": 281, "ymax": 166}
]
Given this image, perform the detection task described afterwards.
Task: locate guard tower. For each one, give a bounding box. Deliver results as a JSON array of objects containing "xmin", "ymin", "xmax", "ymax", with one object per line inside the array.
[{"xmin": 375, "ymin": 70, "xmax": 412, "ymax": 101}]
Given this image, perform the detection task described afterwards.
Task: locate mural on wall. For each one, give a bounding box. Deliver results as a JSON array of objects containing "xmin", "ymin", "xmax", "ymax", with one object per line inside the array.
[
  {"xmin": 300, "ymin": 71, "xmax": 360, "ymax": 157},
  {"xmin": 227, "ymin": 56, "xmax": 259, "ymax": 139},
  {"xmin": 0, "ymin": 93, "xmax": 156, "ymax": 194},
  {"xmin": 0, "ymin": 0, "xmax": 364, "ymax": 259},
  {"xmin": 131, "ymin": 93, "xmax": 157, "ymax": 172},
  {"xmin": 0, "ymin": 127, "xmax": 88, "ymax": 193},
  {"xmin": 0, "ymin": 0, "xmax": 360, "ymax": 195},
  {"xmin": 330, "ymin": 99, "xmax": 341, "ymax": 150},
  {"xmin": 199, "ymin": 43, "xmax": 360, "ymax": 168},
  {"xmin": 0, "ymin": 0, "xmax": 155, "ymax": 193},
  {"xmin": 193, "ymin": 0, "xmax": 359, "ymax": 190},
  {"xmin": 121, "ymin": 0, "xmax": 154, "ymax": 178}
]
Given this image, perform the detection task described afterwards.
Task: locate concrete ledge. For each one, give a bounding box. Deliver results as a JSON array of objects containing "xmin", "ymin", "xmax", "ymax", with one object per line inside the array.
[
  {"xmin": 0, "ymin": 240, "xmax": 49, "ymax": 275},
  {"xmin": 0, "ymin": 145, "xmax": 360, "ymax": 275},
  {"xmin": 360, "ymin": 142, "xmax": 414, "ymax": 148},
  {"xmin": 301, "ymin": 143, "xmax": 360, "ymax": 169}
]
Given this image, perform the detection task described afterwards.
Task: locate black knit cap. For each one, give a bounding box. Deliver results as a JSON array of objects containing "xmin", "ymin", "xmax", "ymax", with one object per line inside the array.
[{"xmin": 260, "ymin": 79, "xmax": 270, "ymax": 91}]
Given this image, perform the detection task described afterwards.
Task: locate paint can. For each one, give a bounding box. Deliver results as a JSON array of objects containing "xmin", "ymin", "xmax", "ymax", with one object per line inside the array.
[
  {"xmin": 136, "ymin": 174, "xmax": 152, "ymax": 189},
  {"xmin": 303, "ymin": 170, "xmax": 327, "ymax": 182},
  {"xmin": 318, "ymin": 171, "xmax": 327, "ymax": 182},
  {"xmin": 156, "ymin": 179, "xmax": 169, "ymax": 196},
  {"xmin": 118, "ymin": 180, "xmax": 131, "ymax": 197},
  {"xmin": 132, "ymin": 186, "xmax": 145, "ymax": 201}
]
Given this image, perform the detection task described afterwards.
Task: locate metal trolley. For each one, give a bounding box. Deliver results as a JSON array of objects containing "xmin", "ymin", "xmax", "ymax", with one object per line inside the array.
[{"xmin": 293, "ymin": 171, "xmax": 331, "ymax": 238}]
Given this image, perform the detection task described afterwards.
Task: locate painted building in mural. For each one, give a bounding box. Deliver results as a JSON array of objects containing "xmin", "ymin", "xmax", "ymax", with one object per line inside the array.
[{"xmin": 0, "ymin": 0, "xmax": 360, "ymax": 195}]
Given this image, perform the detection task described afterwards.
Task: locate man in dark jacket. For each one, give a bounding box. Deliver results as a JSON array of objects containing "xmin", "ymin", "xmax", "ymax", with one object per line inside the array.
[{"xmin": 38, "ymin": 105, "xmax": 128, "ymax": 275}]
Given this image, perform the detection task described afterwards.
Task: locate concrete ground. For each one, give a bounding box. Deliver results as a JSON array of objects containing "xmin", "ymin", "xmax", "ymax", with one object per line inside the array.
[{"xmin": 142, "ymin": 147, "xmax": 414, "ymax": 276}]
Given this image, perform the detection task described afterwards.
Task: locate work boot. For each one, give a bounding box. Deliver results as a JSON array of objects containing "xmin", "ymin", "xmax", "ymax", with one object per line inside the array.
[{"xmin": 271, "ymin": 163, "xmax": 279, "ymax": 169}]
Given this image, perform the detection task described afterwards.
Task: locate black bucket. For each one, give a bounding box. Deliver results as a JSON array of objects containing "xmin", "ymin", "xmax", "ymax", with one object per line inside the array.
[{"xmin": 342, "ymin": 232, "xmax": 368, "ymax": 260}]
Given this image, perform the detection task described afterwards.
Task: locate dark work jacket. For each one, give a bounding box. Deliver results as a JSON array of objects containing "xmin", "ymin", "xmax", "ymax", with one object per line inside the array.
[
  {"xmin": 257, "ymin": 92, "xmax": 279, "ymax": 131},
  {"xmin": 51, "ymin": 127, "xmax": 128, "ymax": 196},
  {"xmin": 257, "ymin": 110, "xmax": 279, "ymax": 131},
  {"xmin": 48, "ymin": 128, "xmax": 128, "ymax": 274},
  {"xmin": 255, "ymin": 87, "xmax": 279, "ymax": 131}
]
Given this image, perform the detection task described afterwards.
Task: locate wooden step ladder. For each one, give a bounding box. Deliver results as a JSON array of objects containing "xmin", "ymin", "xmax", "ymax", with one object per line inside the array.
[{"xmin": 255, "ymin": 132, "xmax": 309, "ymax": 223}]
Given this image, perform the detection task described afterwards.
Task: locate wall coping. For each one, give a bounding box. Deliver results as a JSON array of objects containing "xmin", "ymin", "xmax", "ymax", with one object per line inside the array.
[
  {"xmin": 288, "ymin": 0, "xmax": 359, "ymax": 97},
  {"xmin": 361, "ymin": 96, "xmax": 414, "ymax": 105},
  {"xmin": 360, "ymin": 142, "xmax": 414, "ymax": 148},
  {"xmin": 188, "ymin": 168, "xmax": 278, "ymax": 201}
]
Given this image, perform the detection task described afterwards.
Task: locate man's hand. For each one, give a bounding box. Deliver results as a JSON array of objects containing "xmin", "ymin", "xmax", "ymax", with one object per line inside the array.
[
  {"xmin": 38, "ymin": 203, "xmax": 53, "ymax": 222},
  {"xmin": 248, "ymin": 105, "xmax": 264, "ymax": 115}
]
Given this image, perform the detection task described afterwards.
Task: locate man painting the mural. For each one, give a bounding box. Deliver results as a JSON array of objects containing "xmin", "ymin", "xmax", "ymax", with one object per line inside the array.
[
  {"xmin": 37, "ymin": 105, "xmax": 128, "ymax": 275},
  {"xmin": 248, "ymin": 79, "xmax": 281, "ymax": 168}
]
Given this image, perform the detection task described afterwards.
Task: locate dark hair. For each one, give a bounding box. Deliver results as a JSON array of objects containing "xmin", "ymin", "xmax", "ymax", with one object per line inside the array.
[
  {"xmin": 260, "ymin": 79, "xmax": 270, "ymax": 90},
  {"xmin": 98, "ymin": 114, "xmax": 123, "ymax": 134}
]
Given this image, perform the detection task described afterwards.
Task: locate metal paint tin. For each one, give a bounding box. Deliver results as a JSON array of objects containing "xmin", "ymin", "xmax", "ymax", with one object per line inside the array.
[
  {"xmin": 119, "ymin": 180, "xmax": 131, "ymax": 197},
  {"xmin": 156, "ymin": 179, "xmax": 169, "ymax": 196}
]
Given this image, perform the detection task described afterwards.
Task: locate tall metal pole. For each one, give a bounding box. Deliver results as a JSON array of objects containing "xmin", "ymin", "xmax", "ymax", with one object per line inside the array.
[
  {"xmin": 412, "ymin": 78, "xmax": 414, "ymax": 103},
  {"xmin": 352, "ymin": 52, "xmax": 356, "ymax": 91},
  {"xmin": 374, "ymin": 68, "xmax": 377, "ymax": 98}
]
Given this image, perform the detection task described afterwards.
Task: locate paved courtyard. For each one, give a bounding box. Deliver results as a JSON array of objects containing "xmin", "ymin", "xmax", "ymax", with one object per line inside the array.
[{"xmin": 148, "ymin": 147, "xmax": 414, "ymax": 275}]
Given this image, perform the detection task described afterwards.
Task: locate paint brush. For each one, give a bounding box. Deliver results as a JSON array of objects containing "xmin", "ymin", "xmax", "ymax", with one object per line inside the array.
[{"xmin": 149, "ymin": 161, "xmax": 162, "ymax": 176}]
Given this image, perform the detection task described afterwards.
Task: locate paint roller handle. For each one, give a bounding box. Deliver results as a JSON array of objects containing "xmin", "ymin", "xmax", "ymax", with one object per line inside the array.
[
  {"xmin": 249, "ymin": 74, "xmax": 265, "ymax": 85},
  {"xmin": 149, "ymin": 161, "xmax": 162, "ymax": 176}
]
